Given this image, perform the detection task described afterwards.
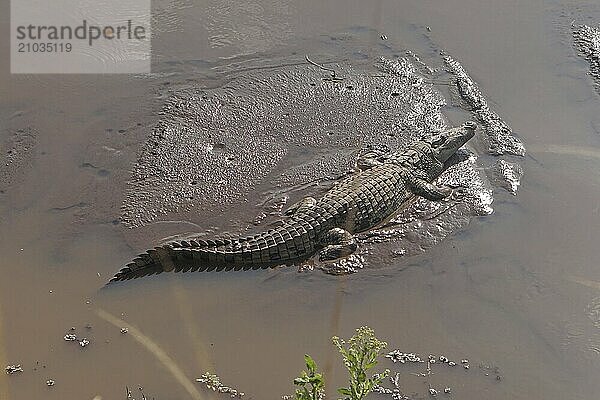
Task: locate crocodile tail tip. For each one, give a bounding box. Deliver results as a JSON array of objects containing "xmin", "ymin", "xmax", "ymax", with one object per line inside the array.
[{"xmin": 106, "ymin": 251, "xmax": 166, "ymax": 284}]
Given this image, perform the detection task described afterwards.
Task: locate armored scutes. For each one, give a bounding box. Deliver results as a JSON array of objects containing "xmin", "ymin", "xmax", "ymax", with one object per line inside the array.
[{"xmin": 109, "ymin": 122, "xmax": 476, "ymax": 283}]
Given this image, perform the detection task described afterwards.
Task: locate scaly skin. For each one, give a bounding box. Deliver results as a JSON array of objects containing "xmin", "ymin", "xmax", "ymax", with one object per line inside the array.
[{"xmin": 109, "ymin": 122, "xmax": 476, "ymax": 283}]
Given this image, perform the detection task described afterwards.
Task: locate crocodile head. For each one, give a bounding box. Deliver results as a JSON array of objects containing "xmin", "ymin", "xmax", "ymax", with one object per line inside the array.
[{"xmin": 427, "ymin": 121, "xmax": 476, "ymax": 163}]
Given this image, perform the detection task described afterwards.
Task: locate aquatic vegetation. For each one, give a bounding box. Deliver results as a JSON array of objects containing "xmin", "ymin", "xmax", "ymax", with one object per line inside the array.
[
  {"xmin": 63, "ymin": 331, "xmax": 91, "ymax": 348},
  {"xmin": 125, "ymin": 385, "xmax": 155, "ymax": 400},
  {"xmin": 332, "ymin": 326, "xmax": 390, "ymax": 400},
  {"xmin": 293, "ymin": 355, "xmax": 324, "ymax": 400},
  {"xmin": 200, "ymin": 328, "xmax": 386, "ymax": 400},
  {"xmin": 196, "ymin": 372, "xmax": 245, "ymax": 398},
  {"xmin": 5, "ymin": 364, "xmax": 23, "ymax": 374}
]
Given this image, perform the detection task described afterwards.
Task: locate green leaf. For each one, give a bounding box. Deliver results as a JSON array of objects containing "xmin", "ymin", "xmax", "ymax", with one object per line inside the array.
[
  {"xmin": 330, "ymin": 326, "xmax": 391, "ymax": 400},
  {"xmin": 304, "ymin": 354, "xmax": 316, "ymax": 371},
  {"xmin": 294, "ymin": 377, "xmax": 308, "ymax": 385},
  {"xmin": 364, "ymin": 361, "xmax": 377, "ymax": 369},
  {"xmin": 357, "ymin": 371, "xmax": 366, "ymax": 383}
]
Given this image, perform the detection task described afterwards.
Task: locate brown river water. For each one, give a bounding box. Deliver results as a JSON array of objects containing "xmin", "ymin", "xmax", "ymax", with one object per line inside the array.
[{"xmin": 2, "ymin": 0, "xmax": 600, "ymax": 399}]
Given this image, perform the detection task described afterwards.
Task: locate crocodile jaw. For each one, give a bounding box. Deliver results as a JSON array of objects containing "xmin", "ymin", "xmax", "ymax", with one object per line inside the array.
[{"xmin": 431, "ymin": 121, "xmax": 476, "ymax": 163}]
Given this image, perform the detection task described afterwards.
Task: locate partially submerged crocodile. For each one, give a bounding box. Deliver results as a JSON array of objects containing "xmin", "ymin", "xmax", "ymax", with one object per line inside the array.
[{"xmin": 109, "ymin": 122, "xmax": 476, "ymax": 283}]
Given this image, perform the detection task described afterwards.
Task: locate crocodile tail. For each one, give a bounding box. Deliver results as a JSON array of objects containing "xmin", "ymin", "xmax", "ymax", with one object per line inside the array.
[
  {"xmin": 109, "ymin": 246, "xmax": 174, "ymax": 283},
  {"xmin": 107, "ymin": 226, "xmax": 314, "ymax": 283},
  {"xmin": 107, "ymin": 240, "xmax": 269, "ymax": 284},
  {"xmin": 108, "ymin": 236, "xmax": 240, "ymax": 283}
]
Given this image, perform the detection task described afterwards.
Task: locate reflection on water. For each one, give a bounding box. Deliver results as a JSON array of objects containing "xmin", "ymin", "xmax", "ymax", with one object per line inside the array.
[
  {"xmin": 1, "ymin": 0, "xmax": 600, "ymax": 399},
  {"xmin": 95, "ymin": 308, "xmax": 204, "ymax": 400}
]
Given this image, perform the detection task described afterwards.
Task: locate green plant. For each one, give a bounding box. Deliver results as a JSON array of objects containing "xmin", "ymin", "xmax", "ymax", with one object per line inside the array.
[
  {"xmin": 332, "ymin": 326, "xmax": 390, "ymax": 400},
  {"xmin": 293, "ymin": 354, "xmax": 325, "ymax": 400}
]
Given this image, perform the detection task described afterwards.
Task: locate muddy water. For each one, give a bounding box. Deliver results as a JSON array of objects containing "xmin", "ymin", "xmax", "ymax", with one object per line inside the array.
[{"xmin": 2, "ymin": 0, "xmax": 600, "ymax": 399}]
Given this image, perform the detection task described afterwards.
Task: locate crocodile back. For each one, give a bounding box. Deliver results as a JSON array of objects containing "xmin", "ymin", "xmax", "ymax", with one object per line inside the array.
[{"xmin": 313, "ymin": 163, "xmax": 411, "ymax": 234}]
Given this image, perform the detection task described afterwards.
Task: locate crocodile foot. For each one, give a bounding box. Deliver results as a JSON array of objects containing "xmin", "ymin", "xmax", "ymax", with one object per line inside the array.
[
  {"xmin": 400, "ymin": 169, "xmax": 452, "ymax": 201},
  {"xmin": 318, "ymin": 228, "xmax": 357, "ymax": 261}
]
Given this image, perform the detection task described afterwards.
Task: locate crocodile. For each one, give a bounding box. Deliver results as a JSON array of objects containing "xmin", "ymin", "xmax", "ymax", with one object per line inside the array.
[{"xmin": 109, "ymin": 122, "xmax": 476, "ymax": 283}]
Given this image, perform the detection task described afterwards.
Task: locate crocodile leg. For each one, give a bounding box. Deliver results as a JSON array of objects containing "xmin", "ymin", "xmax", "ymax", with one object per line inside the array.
[
  {"xmin": 318, "ymin": 228, "xmax": 358, "ymax": 261},
  {"xmin": 400, "ymin": 169, "xmax": 451, "ymax": 201},
  {"xmin": 356, "ymin": 147, "xmax": 388, "ymax": 170},
  {"xmin": 284, "ymin": 196, "xmax": 317, "ymax": 216}
]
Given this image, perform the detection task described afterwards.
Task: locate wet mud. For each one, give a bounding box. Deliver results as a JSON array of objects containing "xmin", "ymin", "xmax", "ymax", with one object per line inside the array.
[
  {"xmin": 0, "ymin": 128, "xmax": 37, "ymax": 191},
  {"xmin": 573, "ymin": 23, "xmax": 600, "ymax": 93}
]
